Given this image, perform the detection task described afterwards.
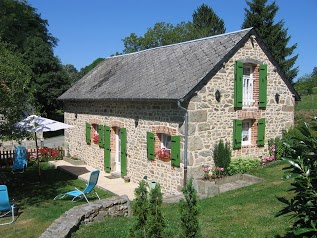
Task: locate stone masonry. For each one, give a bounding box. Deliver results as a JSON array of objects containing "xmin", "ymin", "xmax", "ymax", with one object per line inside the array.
[
  {"xmin": 63, "ymin": 35, "xmax": 295, "ymax": 194},
  {"xmin": 40, "ymin": 195, "xmax": 130, "ymax": 238}
]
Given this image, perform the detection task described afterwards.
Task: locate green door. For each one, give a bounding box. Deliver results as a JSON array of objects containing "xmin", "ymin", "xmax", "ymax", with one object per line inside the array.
[
  {"xmin": 120, "ymin": 128, "xmax": 127, "ymax": 177},
  {"xmin": 104, "ymin": 125, "xmax": 111, "ymax": 172}
]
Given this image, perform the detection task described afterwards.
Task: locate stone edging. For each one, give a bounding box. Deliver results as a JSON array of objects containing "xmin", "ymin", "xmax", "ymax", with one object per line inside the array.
[{"xmin": 40, "ymin": 195, "xmax": 130, "ymax": 238}]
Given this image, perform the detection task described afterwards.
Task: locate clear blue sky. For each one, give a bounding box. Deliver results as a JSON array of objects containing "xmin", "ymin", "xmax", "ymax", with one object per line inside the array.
[{"xmin": 27, "ymin": 0, "xmax": 316, "ymax": 81}]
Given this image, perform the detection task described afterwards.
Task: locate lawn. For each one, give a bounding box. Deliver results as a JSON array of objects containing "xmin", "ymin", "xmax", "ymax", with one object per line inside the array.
[
  {"xmin": 72, "ymin": 161, "xmax": 294, "ymax": 238},
  {"xmin": 0, "ymin": 162, "xmax": 112, "ymax": 238}
]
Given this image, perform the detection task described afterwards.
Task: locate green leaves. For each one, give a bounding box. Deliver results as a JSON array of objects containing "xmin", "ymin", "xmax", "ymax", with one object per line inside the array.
[{"xmin": 277, "ymin": 123, "xmax": 317, "ymax": 237}]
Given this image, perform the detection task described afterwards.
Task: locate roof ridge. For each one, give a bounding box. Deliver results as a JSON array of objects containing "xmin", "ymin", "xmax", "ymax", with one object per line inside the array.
[{"xmin": 107, "ymin": 28, "xmax": 253, "ymax": 59}]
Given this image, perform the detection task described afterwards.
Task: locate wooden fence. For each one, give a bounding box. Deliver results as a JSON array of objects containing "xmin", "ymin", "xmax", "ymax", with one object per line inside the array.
[{"xmin": 0, "ymin": 147, "xmax": 65, "ymax": 168}]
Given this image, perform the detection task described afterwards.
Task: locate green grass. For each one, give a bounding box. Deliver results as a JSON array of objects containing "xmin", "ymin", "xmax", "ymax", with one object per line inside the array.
[
  {"xmin": 0, "ymin": 162, "xmax": 112, "ymax": 238},
  {"xmin": 73, "ymin": 161, "xmax": 294, "ymax": 238},
  {"xmin": 295, "ymin": 93, "xmax": 317, "ymax": 125},
  {"xmin": 295, "ymin": 94, "xmax": 317, "ymax": 110}
]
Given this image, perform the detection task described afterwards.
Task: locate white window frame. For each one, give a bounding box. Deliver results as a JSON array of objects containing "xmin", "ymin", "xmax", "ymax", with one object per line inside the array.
[
  {"xmin": 160, "ymin": 134, "xmax": 171, "ymax": 151},
  {"xmin": 243, "ymin": 65, "xmax": 255, "ymax": 107},
  {"xmin": 242, "ymin": 120, "xmax": 252, "ymax": 146}
]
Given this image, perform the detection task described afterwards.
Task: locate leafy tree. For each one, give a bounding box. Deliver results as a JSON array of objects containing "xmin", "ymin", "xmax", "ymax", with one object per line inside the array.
[
  {"xmin": 0, "ymin": 41, "xmax": 33, "ymax": 140},
  {"xmin": 63, "ymin": 64, "xmax": 80, "ymax": 85},
  {"xmin": 129, "ymin": 180, "xmax": 149, "ymax": 238},
  {"xmin": 277, "ymin": 123, "xmax": 317, "ymax": 237},
  {"xmin": 78, "ymin": 58, "xmax": 104, "ymax": 79},
  {"xmin": 122, "ymin": 4, "xmax": 225, "ymax": 54},
  {"xmin": 294, "ymin": 67, "xmax": 317, "ymax": 95},
  {"xmin": 213, "ymin": 139, "xmax": 231, "ymax": 172},
  {"xmin": 192, "ymin": 4, "xmax": 226, "ymax": 38},
  {"xmin": 147, "ymin": 184, "xmax": 166, "ymax": 238},
  {"xmin": 0, "ymin": 0, "xmax": 71, "ymax": 115},
  {"xmin": 179, "ymin": 178, "xmax": 201, "ymax": 238},
  {"xmin": 242, "ymin": 0, "xmax": 298, "ymax": 84}
]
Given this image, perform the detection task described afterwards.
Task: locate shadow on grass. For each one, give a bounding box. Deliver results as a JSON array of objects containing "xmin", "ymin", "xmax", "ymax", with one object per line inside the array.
[{"xmin": 3, "ymin": 162, "xmax": 79, "ymax": 207}]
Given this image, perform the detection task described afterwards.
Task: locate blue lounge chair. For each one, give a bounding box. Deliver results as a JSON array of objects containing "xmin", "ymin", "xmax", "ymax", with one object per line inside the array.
[
  {"xmin": 12, "ymin": 145, "xmax": 27, "ymax": 173},
  {"xmin": 0, "ymin": 185, "xmax": 15, "ymax": 225},
  {"xmin": 54, "ymin": 170, "xmax": 100, "ymax": 203}
]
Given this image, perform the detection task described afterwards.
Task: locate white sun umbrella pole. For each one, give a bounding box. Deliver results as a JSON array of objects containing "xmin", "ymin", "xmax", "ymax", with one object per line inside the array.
[{"xmin": 17, "ymin": 115, "xmax": 73, "ymax": 181}]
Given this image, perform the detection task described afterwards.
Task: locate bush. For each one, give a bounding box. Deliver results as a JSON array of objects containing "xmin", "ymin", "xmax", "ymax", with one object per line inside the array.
[
  {"xmin": 129, "ymin": 180, "xmax": 148, "ymax": 238},
  {"xmin": 276, "ymin": 123, "xmax": 317, "ymax": 237},
  {"xmin": 227, "ymin": 158, "xmax": 259, "ymax": 176},
  {"xmin": 179, "ymin": 178, "xmax": 202, "ymax": 238},
  {"xmin": 213, "ymin": 139, "xmax": 231, "ymax": 173}
]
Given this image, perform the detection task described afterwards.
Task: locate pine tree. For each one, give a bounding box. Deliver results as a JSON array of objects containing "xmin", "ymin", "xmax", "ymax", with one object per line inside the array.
[
  {"xmin": 129, "ymin": 180, "xmax": 149, "ymax": 238},
  {"xmin": 242, "ymin": 0, "xmax": 298, "ymax": 84},
  {"xmin": 179, "ymin": 178, "xmax": 202, "ymax": 238},
  {"xmin": 147, "ymin": 184, "xmax": 166, "ymax": 238},
  {"xmin": 192, "ymin": 4, "xmax": 226, "ymax": 38}
]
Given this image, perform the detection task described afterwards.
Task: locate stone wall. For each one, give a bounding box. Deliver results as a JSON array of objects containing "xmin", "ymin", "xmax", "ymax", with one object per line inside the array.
[
  {"xmin": 63, "ymin": 35, "xmax": 295, "ymax": 194},
  {"xmin": 64, "ymin": 101, "xmax": 185, "ymax": 194},
  {"xmin": 40, "ymin": 195, "xmax": 130, "ymax": 238},
  {"xmin": 186, "ymin": 36, "xmax": 295, "ymax": 178}
]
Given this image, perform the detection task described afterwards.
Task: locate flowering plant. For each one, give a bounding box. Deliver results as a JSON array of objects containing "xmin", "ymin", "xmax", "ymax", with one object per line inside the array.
[
  {"xmin": 93, "ymin": 134, "xmax": 99, "ymax": 144},
  {"xmin": 202, "ymin": 166, "xmax": 211, "ymax": 180},
  {"xmin": 215, "ymin": 167, "xmax": 225, "ymax": 177},
  {"xmin": 155, "ymin": 148, "xmax": 171, "ymax": 161},
  {"xmin": 261, "ymin": 144, "xmax": 276, "ymax": 165}
]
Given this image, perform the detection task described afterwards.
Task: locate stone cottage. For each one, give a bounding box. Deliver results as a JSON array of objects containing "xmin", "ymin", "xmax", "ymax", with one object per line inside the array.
[{"xmin": 59, "ymin": 28, "xmax": 299, "ymax": 194}]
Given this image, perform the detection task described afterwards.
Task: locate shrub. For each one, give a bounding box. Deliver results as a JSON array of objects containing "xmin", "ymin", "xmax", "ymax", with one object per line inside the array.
[
  {"xmin": 129, "ymin": 180, "xmax": 148, "ymax": 238},
  {"xmin": 213, "ymin": 139, "xmax": 231, "ymax": 173},
  {"xmin": 147, "ymin": 184, "xmax": 166, "ymax": 238},
  {"xmin": 227, "ymin": 158, "xmax": 259, "ymax": 176},
  {"xmin": 179, "ymin": 178, "xmax": 202, "ymax": 238},
  {"xmin": 276, "ymin": 123, "xmax": 317, "ymax": 237}
]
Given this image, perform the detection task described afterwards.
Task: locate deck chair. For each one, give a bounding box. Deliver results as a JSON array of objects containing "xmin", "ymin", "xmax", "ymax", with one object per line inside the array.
[
  {"xmin": 12, "ymin": 145, "xmax": 27, "ymax": 173},
  {"xmin": 54, "ymin": 170, "xmax": 100, "ymax": 203},
  {"xmin": 0, "ymin": 185, "xmax": 15, "ymax": 225}
]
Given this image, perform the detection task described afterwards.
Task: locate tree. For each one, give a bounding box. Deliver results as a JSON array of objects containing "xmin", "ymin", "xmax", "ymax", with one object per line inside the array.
[
  {"xmin": 277, "ymin": 123, "xmax": 317, "ymax": 237},
  {"xmin": 0, "ymin": 41, "xmax": 33, "ymax": 140},
  {"xmin": 179, "ymin": 178, "xmax": 202, "ymax": 238},
  {"xmin": 192, "ymin": 4, "xmax": 226, "ymax": 38},
  {"xmin": 78, "ymin": 58, "xmax": 104, "ymax": 79},
  {"xmin": 147, "ymin": 184, "xmax": 166, "ymax": 238},
  {"xmin": 0, "ymin": 0, "xmax": 71, "ymax": 115},
  {"xmin": 129, "ymin": 180, "xmax": 149, "ymax": 238},
  {"xmin": 242, "ymin": 0, "xmax": 298, "ymax": 84},
  {"xmin": 122, "ymin": 4, "xmax": 225, "ymax": 54},
  {"xmin": 63, "ymin": 64, "xmax": 80, "ymax": 85}
]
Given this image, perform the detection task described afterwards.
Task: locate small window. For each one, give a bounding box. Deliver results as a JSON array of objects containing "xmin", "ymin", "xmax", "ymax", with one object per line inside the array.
[
  {"xmin": 160, "ymin": 134, "xmax": 171, "ymax": 151},
  {"xmin": 242, "ymin": 120, "xmax": 252, "ymax": 145},
  {"xmin": 91, "ymin": 124, "xmax": 99, "ymax": 144},
  {"xmin": 243, "ymin": 65, "xmax": 254, "ymax": 107}
]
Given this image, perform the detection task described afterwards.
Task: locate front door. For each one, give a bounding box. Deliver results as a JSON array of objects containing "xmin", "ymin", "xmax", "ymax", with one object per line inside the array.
[{"xmin": 115, "ymin": 127, "xmax": 121, "ymax": 174}]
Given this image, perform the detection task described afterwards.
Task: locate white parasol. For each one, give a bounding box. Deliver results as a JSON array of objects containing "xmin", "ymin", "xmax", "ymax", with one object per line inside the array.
[{"xmin": 17, "ymin": 115, "xmax": 73, "ymax": 181}]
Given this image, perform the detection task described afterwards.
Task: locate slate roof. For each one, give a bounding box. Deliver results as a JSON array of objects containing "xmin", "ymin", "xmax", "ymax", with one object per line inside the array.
[{"xmin": 59, "ymin": 28, "xmax": 299, "ymax": 102}]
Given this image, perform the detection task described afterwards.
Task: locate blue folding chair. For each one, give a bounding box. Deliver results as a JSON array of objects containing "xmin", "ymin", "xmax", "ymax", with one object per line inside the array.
[
  {"xmin": 12, "ymin": 145, "xmax": 27, "ymax": 173},
  {"xmin": 54, "ymin": 170, "xmax": 100, "ymax": 203},
  {"xmin": 0, "ymin": 185, "xmax": 15, "ymax": 225}
]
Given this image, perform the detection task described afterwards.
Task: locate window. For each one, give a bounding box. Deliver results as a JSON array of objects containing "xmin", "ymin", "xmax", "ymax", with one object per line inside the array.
[
  {"xmin": 243, "ymin": 66, "xmax": 254, "ymax": 107},
  {"xmin": 160, "ymin": 134, "xmax": 171, "ymax": 151},
  {"xmin": 242, "ymin": 120, "xmax": 252, "ymax": 145}
]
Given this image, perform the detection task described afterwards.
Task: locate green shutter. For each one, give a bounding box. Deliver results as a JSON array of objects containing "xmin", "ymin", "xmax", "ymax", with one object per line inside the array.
[
  {"xmin": 104, "ymin": 125, "xmax": 111, "ymax": 172},
  {"xmin": 259, "ymin": 64, "xmax": 267, "ymax": 108},
  {"xmin": 234, "ymin": 61, "xmax": 243, "ymax": 108},
  {"xmin": 85, "ymin": 122, "xmax": 91, "ymax": 145},
  {"xmin": 120, "ymin": 128, "xmax": 127, "ymax": 177},
  {"xmin": 98, "ymin": 125, "xmax": 104, "ymax": 148},
  {"xmin": 171, "ymin": 136, "xmax": 180, "ymax": 167},
  {"xmin": 233, "ymin": 119, "xmax": 242, "ymax": 149},
  {"xmin": 147, "ymin": 132, "xmax": 155, "ymax": 160},
  {"xmin": 257, "ymin": 118, "xmax": 266, "ymax": 146}
]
